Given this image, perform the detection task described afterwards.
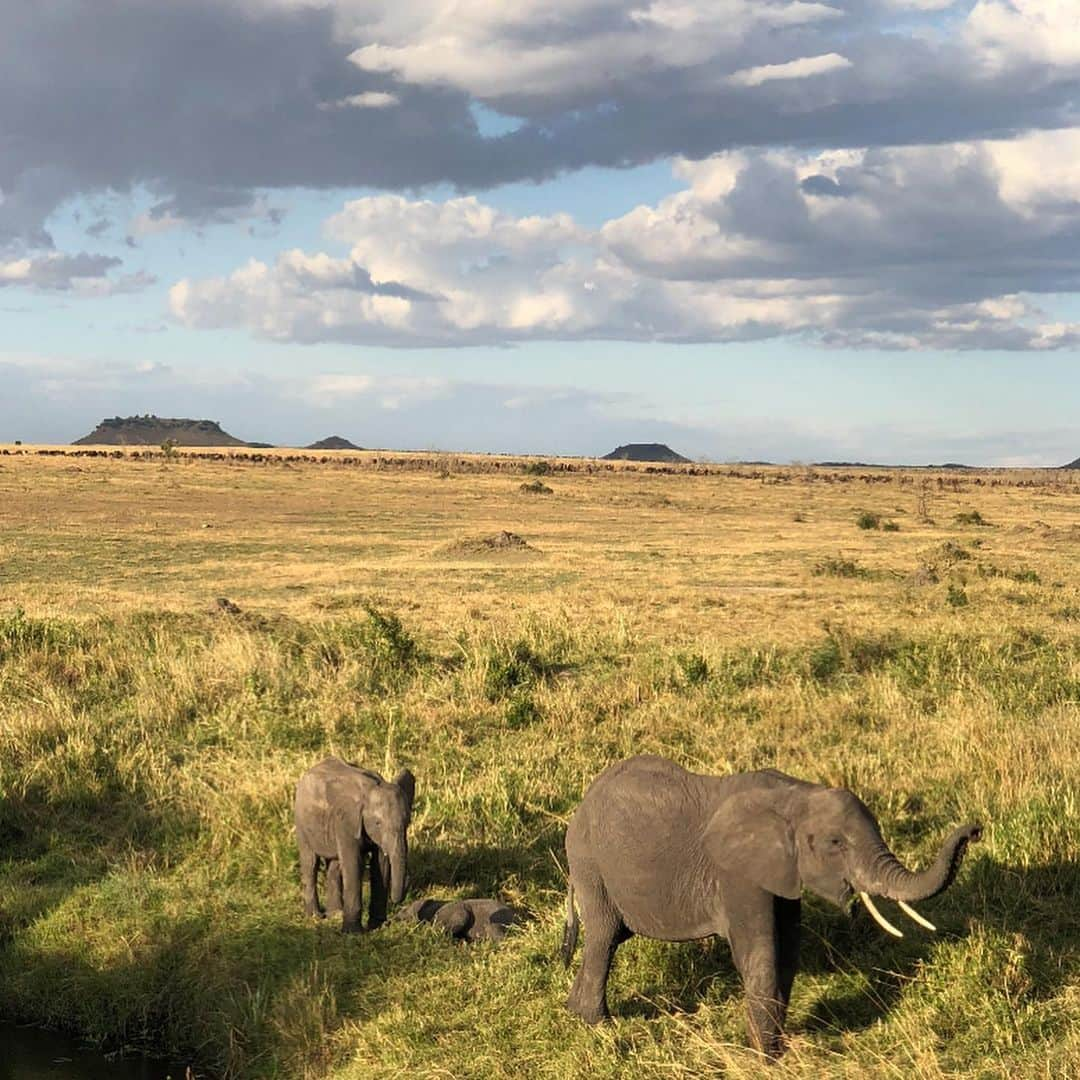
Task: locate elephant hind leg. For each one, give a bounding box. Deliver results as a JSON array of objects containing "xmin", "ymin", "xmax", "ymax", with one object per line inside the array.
[
  {"xmin": 299, "ymin": 842, "xmax": 323, "ymax": 918},
  {"xmin": 565, "ymin": 870, "xmax": 626, "ymax": 1025},
  {"xmin": 325, "ymin": 858, "xmax": 343, "ymax": 914}
]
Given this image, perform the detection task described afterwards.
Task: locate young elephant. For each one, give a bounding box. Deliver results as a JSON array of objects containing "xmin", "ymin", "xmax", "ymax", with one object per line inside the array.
[
  {"xmin": 563, "ymin": 754, "xmax": 981, "ymax": 1058},
  {"xmin": 295, "ymin": 757, "xmax": 416, "ymax": 933},
  {"xmin": 395, "ymin": 898, "xmax": 522, "ymax": 942}
]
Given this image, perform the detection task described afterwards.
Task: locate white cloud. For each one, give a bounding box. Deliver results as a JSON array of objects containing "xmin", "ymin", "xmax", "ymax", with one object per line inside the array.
[
  {"xmin": 317, "ymin": 91, "xmax": 399, "ymax": 110},
  {"xmin": 727, "ymin": 52, "xmax": 852, "ymax": 86},
  {"xmin": 171, "ymin": 127, "xmax": 1080, "ymax": 352},
  {"xmin": 966, "ymin": 0, "xmax": 1080, "ymax": 73}
]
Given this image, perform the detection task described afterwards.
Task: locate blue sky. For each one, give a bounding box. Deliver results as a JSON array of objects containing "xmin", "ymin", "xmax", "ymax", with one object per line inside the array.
[{"xmin": 4, "ymin": 1, "xmax": 1080, "ymax": 463}]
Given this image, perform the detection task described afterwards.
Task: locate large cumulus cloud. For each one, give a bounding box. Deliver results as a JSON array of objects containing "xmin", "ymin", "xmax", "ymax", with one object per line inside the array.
[
  {"xmin": 4, "ymin": 0, "xmax": 1080, "ymax": 252},
  {"xmin": 170, "ymin": 128, "xmax": 1080, "ymax": 350}
]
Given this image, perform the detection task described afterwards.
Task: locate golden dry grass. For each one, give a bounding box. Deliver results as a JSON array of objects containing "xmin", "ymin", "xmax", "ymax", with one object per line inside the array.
[{"xmin": 0, "ymin": 449, "xmax": 1078, "ymax": 1078}]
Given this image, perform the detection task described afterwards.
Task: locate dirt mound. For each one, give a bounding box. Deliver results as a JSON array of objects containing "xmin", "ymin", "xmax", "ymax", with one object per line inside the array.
[
  {"xmin": 306, "ymin": 435, "xmax": 363, "ymax": 450},
  {"xmin": 73, "ymin": 415, "xmax": 251, "ymax": 447},
  {"xmin": 602, "ymin": 443, "xmax": 691, "ymax": 464},
  {"xmin": 440, "ymin": 531, "xmax": 540, "ymax": 557}
]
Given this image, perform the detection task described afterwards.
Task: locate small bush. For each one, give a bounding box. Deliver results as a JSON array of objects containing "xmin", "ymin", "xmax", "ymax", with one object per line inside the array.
[
  {"xmin": 675, "ymin": 651, "xmax": 710, "ymax": 688},
  {"xmin": 812, "ymin": 557, "xmax": 867, "ymax": 578},
  {"xmin": 947, "ymin": 584, "xmax": 969, "ymax": 608},
  {"xmin": 882, "ymin": 520, "xmax": 901, "ymax": 532},
  {"xmin": 856, "ymin": 511, "xmax": 881, "ymax": 530},
  {"xmin": 504, "ymin": 694, "xmax": 542, "ymax": 729},
  {"xmin": 522, "ymin": 460, "xmax": 552, "ymax": 476},
  {"xmin": 954, "ymin": 510, "xmax": 987, "ymax": 526},
  {"xmin": 483, "ymin": 640, "xmax": 550, "ymax": 701},
  {"xmin": 519, "ymin": 479, "xmax": 553, "ymax": 494}
]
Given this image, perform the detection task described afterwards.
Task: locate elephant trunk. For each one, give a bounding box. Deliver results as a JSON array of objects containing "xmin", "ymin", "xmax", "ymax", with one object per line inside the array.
[
  {"xmin": 859, "ymin": 824, "xmax": 981, "ymax": 902},
  {"xmin": 387, "ymin": 837, "xmax": 408, "ymax": 905}
]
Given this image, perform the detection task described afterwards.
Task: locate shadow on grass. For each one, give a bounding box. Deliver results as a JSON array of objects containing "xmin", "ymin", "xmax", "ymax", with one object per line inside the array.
[
  {"xmin": 802, "ymin": 852, "xmax": 1080, "ymax": 1038},
  {"xmin": 0, "ymin": 766, "xmax": 199, "ymax": 942}
]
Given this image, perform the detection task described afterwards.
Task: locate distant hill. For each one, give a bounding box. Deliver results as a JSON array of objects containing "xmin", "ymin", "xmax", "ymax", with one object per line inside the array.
[
  {"xmin": 815, "ymin": 461, "xmax": 974, "ymax": 470},
  {"xmin": 602, "ymin": 443, "xmax": 691, "ymax": 463},
  {"xmin": 73, "ymin": 416, "xmax": 250, "ymax": 447},
  {"xmin": 1062, "ymin": 457, "xmax": 1080, "ymax": 470},
  {"xmin": 306, "ymin": 435, "xmax": 363, "ymax": 450}
]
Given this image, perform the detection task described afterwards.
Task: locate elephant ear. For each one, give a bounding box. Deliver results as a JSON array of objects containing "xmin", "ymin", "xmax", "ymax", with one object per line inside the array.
[
  {"xmin": 393, "ymin": 768, "xmax": 416, "ymax": 822},
  {"xmin": 703, "ymin": 800, "xmax": 802, "ymax": 900}
]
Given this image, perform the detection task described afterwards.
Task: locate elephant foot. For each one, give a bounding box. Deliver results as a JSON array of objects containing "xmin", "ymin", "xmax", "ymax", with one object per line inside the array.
[
  {"xmin": 303, "ymin": 903, "xmax": 325, "ymax": 919},
  {"xmin": 341, "ymin": 919, "xmax": 366, "ymax": 935},
  {"xmin": 565, "ymin": 995, "xmax": 609, "ymax": 1026}
]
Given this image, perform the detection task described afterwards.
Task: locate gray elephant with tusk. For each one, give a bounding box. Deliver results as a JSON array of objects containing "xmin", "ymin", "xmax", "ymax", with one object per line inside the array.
[
  {"xmin": 562, "ymin": 754, "xmax": 981, "ymax": 1058},
  {"xmin": 295, "ymin": 757, "xmax": 416, "ymax": 933}
]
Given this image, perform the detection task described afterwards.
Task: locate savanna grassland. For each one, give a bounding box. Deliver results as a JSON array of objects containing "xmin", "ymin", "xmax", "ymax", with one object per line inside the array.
[{"xmin": 0, "ymin": 447, "xmax": 1078, "ymax": 1079}]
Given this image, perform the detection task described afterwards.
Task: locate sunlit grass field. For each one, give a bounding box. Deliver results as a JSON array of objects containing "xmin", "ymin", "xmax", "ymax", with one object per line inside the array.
[{"xmin": 1, "ymin": 448, "xmax": 1078, "ymax": 1078}]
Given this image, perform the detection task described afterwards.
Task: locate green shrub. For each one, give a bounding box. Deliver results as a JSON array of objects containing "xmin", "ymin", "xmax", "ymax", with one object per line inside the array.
[
  {"xmin": 519, "ymin": 479, "xmax": 553, "ymax": 494},
  {"xmin": 947, "ymin": 584, "xmax": 970, "ymax": 608},
  {"xmin": 674, "ymin": 651, "xmax": 710, "ymax": 687},
  {"xmin": 954, "ymin": 510, "xmax": 987, "ymax": 526},
  {"xmin": 522, "ymin": 460, "xmax": 552, "ymax": 476},
  {"xmin": 483, "ymin": 640, "xmax": 551, "ymax": 701},
  {"xmin": 882, "ymin": 520, "xmax": 901, "ymax": 532},
  {"xmin": 856, "ymin": 511, "xmax": 881, "ymax": 530},
  {"xmin": 812, "ymin": 557, "xmax": 867, "ymax": 578}
]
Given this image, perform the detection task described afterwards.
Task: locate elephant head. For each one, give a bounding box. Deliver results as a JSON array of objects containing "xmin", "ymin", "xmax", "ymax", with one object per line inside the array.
[
  {"xmin": 707, "ymin": 771, "xmax": 981, "ymax": 935},
  {"xmin": 359, "ymin": 768, "xmax": 415, "ymax": 904}
]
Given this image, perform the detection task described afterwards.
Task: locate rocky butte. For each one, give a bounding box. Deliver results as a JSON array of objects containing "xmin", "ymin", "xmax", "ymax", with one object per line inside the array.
[{"xmin": 73, "ymin": 416, "xmax": 253, "ymax": 447}]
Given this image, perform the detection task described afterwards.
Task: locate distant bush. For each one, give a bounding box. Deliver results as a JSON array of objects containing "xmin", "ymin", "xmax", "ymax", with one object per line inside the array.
[
  {"xmin": 882, "ymin": 520, "xmax": 901, "ymax": 532},
  {"xmin": 812, "ymin": 556, "xmax": 867, "ymax": 578},
  {"xmin": 947, "ymin": 584, "xmax": 970, "ymax": 608},
  {"xmin": 522, "ymin": 460, "xmax": 552, "ymax": 476},
  {"xmin": 504, "ymin": 694, "xmax": 542, "ymax": 729},
  {"xmin": 856, "ymin": 511, "xmax": 881, "ymax": 530},
  {"xmin": 483, "ymin": 640, "xmax": 552, "ymax": 701},
  {"xmin": 519, "ymin": 479, "xmax": 553, "ymax": 494},
  {"xmin": 955, "ymin": 510, "xmax": 988, "ymax": 526},
  {"xmin": 674, "ymin": 651, "xmax": 710, "ymax": 688}
]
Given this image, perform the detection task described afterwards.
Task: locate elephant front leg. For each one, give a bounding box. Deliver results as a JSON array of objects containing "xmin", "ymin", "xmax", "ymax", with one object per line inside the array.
[
  {"xmin": 367, "ymin": 849, "xmax": 390, "ymax": 930},
  {"xmin": 728, "ymin": 888, "xmax": 787, "ymax": 1059},
  {"xmin": 337, "ymin": 838, "xmax": 365, "ymax": 934}
]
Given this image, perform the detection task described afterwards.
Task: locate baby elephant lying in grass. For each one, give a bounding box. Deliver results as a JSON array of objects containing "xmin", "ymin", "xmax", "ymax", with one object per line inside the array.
[{"xmin": 395, "ymin": 898, "xmax": 523, "ymax": 942}]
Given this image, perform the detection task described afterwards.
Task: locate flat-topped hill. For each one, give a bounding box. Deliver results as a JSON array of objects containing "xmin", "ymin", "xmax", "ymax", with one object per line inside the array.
[
  {"xmin": 73, "ymin": 416, "xmax": 250, "ymax": 447},
  {"xmin": 602, "ymin": 442, "xmax": 691, "ymax": 463}
]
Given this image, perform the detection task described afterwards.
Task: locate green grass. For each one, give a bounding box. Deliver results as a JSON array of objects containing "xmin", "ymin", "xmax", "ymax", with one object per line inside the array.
[
  {"xmin": 2, "ymin": 456, "xmax": 1080, "ymax": 1078},
  {"xmin": 1, "ymin": 607, "xmax": 1078, "ymax": 1078}
]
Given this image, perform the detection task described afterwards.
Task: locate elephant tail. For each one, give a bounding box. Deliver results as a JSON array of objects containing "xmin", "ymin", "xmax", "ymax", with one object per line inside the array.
[{"xmin": 560, "ymin": 881, "xmax": 579, "ymax": 967}]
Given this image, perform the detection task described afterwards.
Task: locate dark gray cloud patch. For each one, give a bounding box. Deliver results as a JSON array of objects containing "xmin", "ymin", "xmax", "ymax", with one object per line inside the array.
[{"xmin": 4, "ymin": 0, "xmax": 1080, "ymax": 256}]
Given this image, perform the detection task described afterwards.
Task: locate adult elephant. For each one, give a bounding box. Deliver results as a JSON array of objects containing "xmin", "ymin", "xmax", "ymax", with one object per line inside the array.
[
  {"xmin": 562, "ymin": 755, "xmax": 980, "ymax": 1058},
  {"xmin": 295, "ymin": 757, "xmax": 416, "ymax": 933}
]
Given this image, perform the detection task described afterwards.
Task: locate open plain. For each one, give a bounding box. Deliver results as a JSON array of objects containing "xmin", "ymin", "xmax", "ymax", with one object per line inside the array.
[{"xmin": 0, "ymin": 448, "xmax": 1078, "ymax": 1078}]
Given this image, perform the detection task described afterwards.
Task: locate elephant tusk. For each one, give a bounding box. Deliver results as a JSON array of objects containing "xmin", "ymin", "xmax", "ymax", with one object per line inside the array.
[
  {"xmin": 897, "ymin": 900, "xmax": 936, "ymax": 932},
  {"xmin": 859, "ymin": 892, "xmax": 903, "ymax": 938}
]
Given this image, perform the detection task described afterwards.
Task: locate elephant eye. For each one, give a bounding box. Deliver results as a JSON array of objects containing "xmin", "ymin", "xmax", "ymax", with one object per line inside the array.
[{"xmin": 830, "ymin": 836, "xmax": 846, "ymax": 851}]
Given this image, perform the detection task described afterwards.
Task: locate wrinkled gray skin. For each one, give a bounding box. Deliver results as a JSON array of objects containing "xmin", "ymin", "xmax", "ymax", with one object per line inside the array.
[
  {"xmin": 563, "ymin": 755, "xmax": 981, "ymax": 1058},
  {"xmin": 295, "ymin": 757, "xmax": 416, "ymax": 933},
  {"xmin": 395, "ymin": 898, "xmax": 521, "ymax": 942}
]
